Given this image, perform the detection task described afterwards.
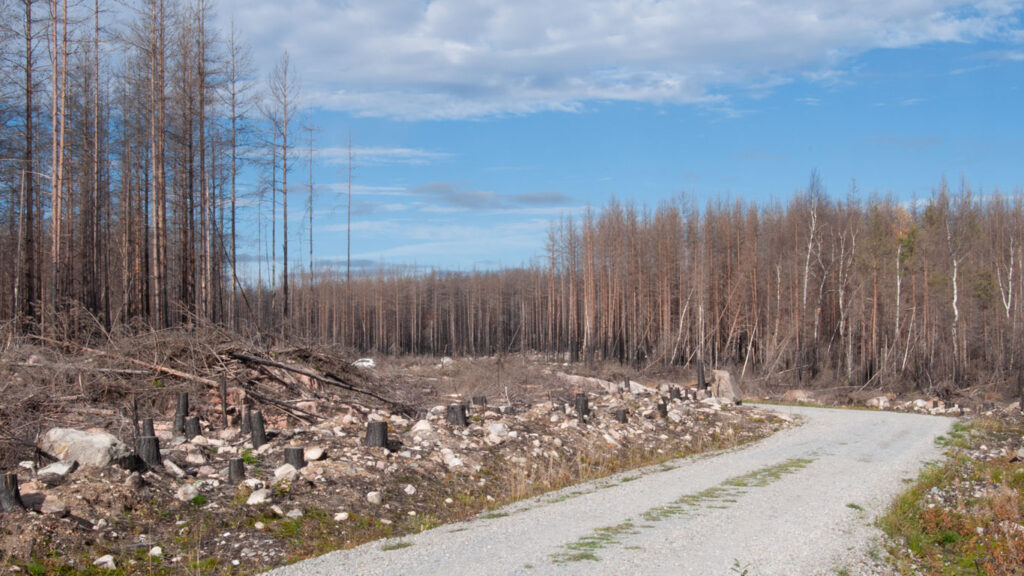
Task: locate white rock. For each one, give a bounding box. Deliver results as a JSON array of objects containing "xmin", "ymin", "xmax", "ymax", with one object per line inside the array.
[
  {"xmin": 411, "ymin": 420, "xmax": 433, "ymax": 434},
  {"xmin": 304, "ymin": 446, "xmax": 325, "ymax": 461},
  {"xmin": 440, "ymin": 448, "xmax": 464, "ymax": 469},
  {"xmin": 286, "ymin": 509, "xmax": 303, "ymax": 519},
  {"xmin": 404, "ymin": 484, "xmax": 417, "ymax": 495},
  {"xmin": 352, "ymin": 358, "xmax": 376, "ymax": 369},
  {"xmin": 270, "ymin": 505, "xmax": 284, "ymax": 517},
  {"xmin": 163, "ymin": 459, "xmax": 186, "ymax": 479},
  {"xmin": 274, "ymin": 464, "xmax": 298, "ymax": 484},
  {"xmin": 148, "ymin": 546, "xmax": 163, "ymax": 558},
  {"xmin": 366, "ymin": 491, "xmax": 383, "ymax": 505},
  {"xmin": 243, "ymin": 478, "xmax": 265, "ymax": 490},
  {"xmin": 176, "ymin": 484, "xmax": 200, "ymax": 502},
  {"xmin": 866, "ymin": 396, "xmax": 891, "ymax": 410},
  {"xmin": 37, "ymin": 460, "xmax": 77, "ymax": 486},
  {"xmin": 39, "ymin": 428, "xmax": 131, "ymax": 468},
  {"xmin": 710, "ymin": 370, "xmax": 742, "ymax": 404},
  {"xmin": 334, "ymin": 511, "xmax": 350, "ymax": 522},
  {"xmin": 40, "ymin": 495, "xmax": 68, "ymax": 516},
  {"xmin": 487, "ymin": 423, "xmax": 510, "ymax": 438},
  {"xmin": 93, "ymin": 554, "xmax": 116, "ymax": 570},
  {"xmin": 246, "ymin": 488, "xmax": 271, "ymax": 506},
  {"xmin": 190, "ymin": 435, "xmax": 209, "ymax": 446}
]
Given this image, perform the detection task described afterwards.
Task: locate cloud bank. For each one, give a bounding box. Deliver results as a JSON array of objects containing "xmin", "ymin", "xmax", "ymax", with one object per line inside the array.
[{"xmin": 217, "ymin": 0, "xmax": 1023, "ymax": 119}]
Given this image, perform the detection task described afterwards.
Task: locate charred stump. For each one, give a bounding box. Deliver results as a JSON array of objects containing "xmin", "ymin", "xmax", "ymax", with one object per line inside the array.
[
  {"xmin": 184, "ymin": 417, "xmax": 201, "ymax": 440},
  {"xmin": 228, "ymin": 458, "xmax": 245, "ymax": 485},
  {"xmin": 365, "ymin": 421, "xmax": 388, "ymax": 448},
  {"xmin": 1, "ymin": 472, "xmax": 24, "ymax": 512},
  {"xmin": 575, "ymin": 393, "xmax": 589, "ymax": 423},
  {"xmin": 284, "ymin": 446, "xmax": 306, "ymax": 469},
  {"xmin": 613, "ymin": 407, "xmax": 627, "ymax": 423},
  {"xmin": 251, "ymin": 411, "xmax": 267, "ymax": 450},
  {"xmin": 138, "ymin": 436, "xmax": 161, "ymax": 469},
  {"xmin": 173, "ymin": 392, "xmax": 189, "ymax": 435},
  {"xmin": 142, "ymin": 418, "xmax": 155, "ymax": 438},
  {"xmin": 446, "ymin": 404, "xmax": 468, "ymax": 427}
]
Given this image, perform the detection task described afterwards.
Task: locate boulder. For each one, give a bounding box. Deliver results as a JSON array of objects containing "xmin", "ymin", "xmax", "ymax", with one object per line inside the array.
[
  {"xmin": 39, "ymin": 428, "xmax": 131, "ymax": 468},
  {"xmin": 273, "ymin": 464, "xmax": 298, "ymax": 484},
  {"xmin": 352, "ymin": 358, "xmax": 376, "ymax": 369},
  {"xmin": 175, "ymin": 484, "xmax": 200, "ymax": 502},
  {"xmin": 93, "ymin": 555, "xmax": 116, "ymax": 570},
  {"xmin": 246, "ymin": 488, "xmax": 271, "ymax": 506},
  {"xmin": 710, "ymin": 370, "xmax": 742, "ymax": 405}
]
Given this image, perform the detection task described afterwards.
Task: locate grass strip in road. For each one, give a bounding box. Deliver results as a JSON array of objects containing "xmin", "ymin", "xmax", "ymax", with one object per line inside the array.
[{"xmin": 550, "ymin": 456, "xmax": 816, "ymax": 563}]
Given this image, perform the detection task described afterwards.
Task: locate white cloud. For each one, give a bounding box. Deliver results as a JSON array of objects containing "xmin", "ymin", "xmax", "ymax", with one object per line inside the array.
[
  {"xmin": 216, "ymin": 0, "xmax": 1024, "ymax": 120},
  {"xmin": 316, "ymin": 146, "xmax": 452, "ymax": 166}
]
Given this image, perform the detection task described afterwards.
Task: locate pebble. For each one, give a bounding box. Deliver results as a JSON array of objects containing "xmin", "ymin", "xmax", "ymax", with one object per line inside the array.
[
  {"xmin": 367, "ymin": 491, "xmax": 383, "ymax": 505},
  {"xmin": 334, "ymin": 512, "xmax": 350, "ymax": 522},
  {"xmin": 404, "ymin": 484, "xmax": 417, "ymax": 495},
  {"xmin": 93, "ymin": 554, "xmax": 116, "ymax": 570}
]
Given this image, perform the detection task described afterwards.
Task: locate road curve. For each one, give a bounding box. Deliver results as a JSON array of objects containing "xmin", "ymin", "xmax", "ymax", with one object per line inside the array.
[{"xmin": 263, "ymin": 405, "xmax": 952, "ymax": 576}]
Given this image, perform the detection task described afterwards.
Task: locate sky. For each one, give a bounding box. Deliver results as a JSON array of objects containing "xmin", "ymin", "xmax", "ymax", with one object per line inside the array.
[{"xmin": 212, "ymin": 0, "xmax": 1024, "ymax": 272}]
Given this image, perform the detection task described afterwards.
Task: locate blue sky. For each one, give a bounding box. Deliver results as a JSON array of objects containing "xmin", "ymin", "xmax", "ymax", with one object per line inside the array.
[{"xmin": 213, "ymin": 0, "xmax": 1024, "ymax": 272}]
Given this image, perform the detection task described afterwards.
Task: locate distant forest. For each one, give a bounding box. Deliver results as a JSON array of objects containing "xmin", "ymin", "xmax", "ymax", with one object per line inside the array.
[{"xmin": 1, "ymin": 1, "xmax": 1021, "ymax": 394}]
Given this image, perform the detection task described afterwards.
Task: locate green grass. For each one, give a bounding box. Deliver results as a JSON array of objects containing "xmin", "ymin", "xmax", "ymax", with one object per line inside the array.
[
  {"xmin": 550, "ymin": 521, "xmax": 639, "ymax": 563},
  {"xmin": 380, "ymin": 541, "xmax": 413, "ymax": 551},
  {"xmin": 846, "ymin": 503, "xmax": 864, "ymax": 511}
]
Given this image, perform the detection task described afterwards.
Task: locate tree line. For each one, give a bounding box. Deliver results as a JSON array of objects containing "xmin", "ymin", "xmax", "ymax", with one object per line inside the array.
[{"xmin": 1, "ymin": 1, "xmax": 1020, "ymax": 394}]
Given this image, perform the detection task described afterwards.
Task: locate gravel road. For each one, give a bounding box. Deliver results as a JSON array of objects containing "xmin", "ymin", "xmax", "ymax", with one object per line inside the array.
[{"xmin": 263, "ymin": 405, "xmax": 952, "ymax": 576}]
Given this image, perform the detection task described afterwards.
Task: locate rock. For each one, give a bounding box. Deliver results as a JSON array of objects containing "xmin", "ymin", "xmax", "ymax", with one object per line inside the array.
[
  {"xmin": 175, "ymin": 484, "xmax": 200, "ymax": 502},
  {"xmin": 39, "ymin": 428, "xmax": 131, "ymax": 468},
  {"xmin": 440, "ymin": 448, "xmax": 464, "ymax": 469},
  {"xmin": 40, "ymin": 495, "xmax": 68, "ymax": 516},
  {"xmin": 243, "ymin": 478, "xmax": 265, "ymax": 490},
  {"xmin": 352, "ymin": 358, "xmax": 376, "ymax": 369},
  {"xmin": 148, "ymin": 546, "xmax": 162, "ymax": 557},
  {"xmin": 782, "ymin": 389, "xmax": 813, "ymax": 403},
  {"xmin": 269, "ymin": 505, "xmax": 285, "ymax": 517},
  {"xmin": 488, "ymin": 423, "xmax": 509, "ymax": 438},
  {"xmin": 667, "ymin": 409, "xmax": 684, "ymax": 423},
  {"xmin": 710, "ymin": 370, "xmax": 742, "ymax": 404},
  {"xmin": 304, "ymin": 446, "xmax": 325, "ymax": 461},
  {"xmin": 36, "ymin": 460, "xmax": 77, "ymax": 486},
  {"xmin": 404, "ymin": 484, "xmax": 416, "ymax": 495},
  {"xmin": 913, "ymin": 399, "xmax": 929, "ymax": 410},
  {"xmin": 124, "ymin": 472, "xmax": 143, "ymax": 490},
  {"xmin": 163, "ymin": 459, "xmax": 186, "ymax": 479},
  {"xmin": 286, "ymin": 509, "xmax": 303, "ymax": 519},
  {"xmin": 866, "ymin": 396, "xmax": 891, "ymax": 410},
  {"xmin": 254, "ymin": 521, "xmax": 265, "ymax": 530},
  {"xmin": 93, "ymin": 554, "xmax": 116, "ymax": 570},
  {"xmin": 334, "ymin": 511, "xmax": 349, "ymax": 522},
  {"xmin": 273, "ymin": 464, "xmax": 298, "ymax": 484},
  {"xmin": 366, "ymin": 491, "xmax": 383, "ymax": 505},
  {"xmin": 246, "ymin": 489, "xmax": 271, "ymax": 506}
]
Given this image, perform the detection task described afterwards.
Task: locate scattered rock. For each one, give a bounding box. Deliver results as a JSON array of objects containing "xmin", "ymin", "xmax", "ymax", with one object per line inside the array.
[
  {"xmin": 36, "ymin": 460, "xmax": 77, "ymax": 486},
  {"xmin": 334, "ymin": 511, "xmax": 350, "ymax": 522},
  {"xmin": 366, "ymin": 491, "xmax": 383, "ymax": 505},
  {"xmin": 247, "ymin": 489, "xmax": 271, "ymax": 506},
  {"xmin": 710, "ymin": 370, "xmax": 742, "ymax": 405},
  {"xmin": 352, "ymin": 358, "xmax": 376, "ymax": 369},
  {"xmin": 93, "ymin": 554, "xmax": 116, "ymax": 570},
  {"xmin": 782, "ymin": 389, "xmax": 814, "ymax": 403},
  {"xmin": 273, "ymin": 464, "xmax": 298, "ymax": 484},
  {"xmin": 404, "ymin": 484, "xmax": 417, "ymax": 495},
  {"xmin": 40, "ymin": 495, "xmax": 68, "ymax": 516},
  {"xmin": 148, "ymin": 546, "xmax": 162, "ymax": 558},
  {"xmin": 286, "ymin": 509, "xmax": 303, "ymax": 519},
  {"xmin": 39, "ymin": 428, "xmax": 131, "ymax": 468},
  {"xmin": 304, "ymin": 446, "xmax": 325, "ymax": 461},
  {"xmin": 866, "ymin": 396, "xmax": 891, "ymax": 410},
  {"xmin": 175, "ymin": 484, "xmax": 200, "ymax": 502}
]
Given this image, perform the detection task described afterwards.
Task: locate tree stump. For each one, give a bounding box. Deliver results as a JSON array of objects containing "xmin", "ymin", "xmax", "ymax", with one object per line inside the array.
[
  {"xmin": 240, "ymin": 407, "xmax": 252, "ymax": 435},
  {"xmin": 472, "ymin": 395, "xmax": 488, "ymax": 408},
  {"xmin": 219, "ymin": 378, "xmax": 229, "ymax": 429},
  {"xmin": 670, "ymin": 387, "xmax": 681, "ymax": 401},
  {"xmin": 142, "ymin": 418, "xmax": 155, "ymax": 438},
  {"xmin": 1, "ymin": 472, "xmax": 24, "ymax": 512},
  {"xmin": 575, "ymin": 393, "xmax": 589, "ymax": 423},
  {"xmin": 697, "ymin": 360, "xmax": 707, "ymax": 391},
  {"xmin": 657, "ymin": 402, "xmax": 668, "ymax": 418},
  {"xmin": 1018, "ymin": 371, "xmax": 1023, "ymax": 414},
  {"xmin": 623, "ymin": 377, "xmax": 630, "ymax": 393},
  {"xmin": 138, "ymin": 436, "xmax": 161, "ymax": 469},
  {"xmin": 446, "ymin": 404, "xmax": 468, "ymax": 426},
  {"xmin": 365, "ymin": 421, "xmax": 388, "ymax": 448},
  {"xmin": 251, "ymin": 411, "xmax": 267, "ymax": 450},
  {"xmin": 613, "ymin": 407, "xmax": 627, "ymax": 423},
  {"xmin": 228, "ymin": 458, "xmax": 245, "ymax": 485},
  {"xmin": 173, "ymin": 392, "xmax": 189, "ymax": 435},
  {"xmin": 284, "ymin": 446, "xmax": 306, "ymax": 469},
  {"xmin": 184, "ymin": 417, "xmax": 201, "ymax": 440}
]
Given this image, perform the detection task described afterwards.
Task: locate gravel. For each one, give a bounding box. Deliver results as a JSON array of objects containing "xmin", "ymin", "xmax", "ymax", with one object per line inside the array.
[{"xmin": 262, "ymin": 405, "xmax": 952, "ymax": 576}]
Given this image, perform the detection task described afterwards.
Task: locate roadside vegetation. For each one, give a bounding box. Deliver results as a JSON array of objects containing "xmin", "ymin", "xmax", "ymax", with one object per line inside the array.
[{"xmin": 880, "ymin": 413, "xmax": 1024, "ymax": 575}]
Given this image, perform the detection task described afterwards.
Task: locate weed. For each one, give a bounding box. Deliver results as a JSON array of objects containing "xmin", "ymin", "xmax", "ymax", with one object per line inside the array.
[
  {"xmin": 846, "ymin": 503, "xmax": 864, "ymax": 511},
  {"xmin": 380, "ymin": 541, "xmax": 413, "ymax": 551}
]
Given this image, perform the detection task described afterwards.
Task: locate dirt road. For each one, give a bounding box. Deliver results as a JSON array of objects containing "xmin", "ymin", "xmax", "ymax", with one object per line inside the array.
[{"xmin": 264, "ymin": 405, "xmax": 952, "ymax": 576}]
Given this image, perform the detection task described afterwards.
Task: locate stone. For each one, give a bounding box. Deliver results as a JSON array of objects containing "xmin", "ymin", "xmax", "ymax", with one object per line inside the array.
[
  {"xmin": 352, "ymin": 358, "xmax": 376, "ymax": 369},
  {"xmin": 440, "ymin": 448, "xmax": 464, "ymax": 469},
  {"xmin": 148, "ymin": 546, "xmax": 162, "ymax": 558},
  {"xmin": 710, "ymin": 370, "xmax": 742, "ymax": 404},
  {"xmin": 246, "ymin": 489, "xmax": 271, "ymax": 506},
  {"xmin": 39, "ymin": 428, "xmax": 131, "ymax": 468},
  {"xmin": 273, "ymin": 464, "xmax": 298, "ymax": 484},
  {"xmin": 913, "ymin": 399, "xmax": 929, "ymax": 410},
  {"xmin": 162, "ymin": 459, "xmax": 186, "ymax": 479},
  {"xmin": 124, "ymin": 472, "xmax": 143, "ymax": 490},
  {"xmin": 40, "ymin": 495, "xmax": 68, "ymax": 516},
  {"xmin": 93, "ymin": 554, "xmax": 116, "ymax": 570},
  {"xmin": 304, "ymin": 446, "xmax": 325, "ymax": 461},
  {"xmin": 366, "ymin": 491, "xmax": 383, "ymax": 505},
  {"xmin": 782, "ymin": 389, "xmax": 814, "ymax": 403},
  {"xmin": 286, "ymin": 509, "xmax": 303, "ymax": 519},
  {"xmin": 404, "ymin": 484, "xmax": 416, "ymax": 495},
  {"xmin": 334, "ymin": 511, "xmax": 350, "ymax": 522},
  {"xmin": 36, "ymin": 460, "xmax": 77, "ymax": 486},
  {"xmin": 176, "ymin": 484, "xmax": 200, "ymax": 502},
  {"xmin": 866, "ymin": 396, "xmax": 891, "ymax": 410}
]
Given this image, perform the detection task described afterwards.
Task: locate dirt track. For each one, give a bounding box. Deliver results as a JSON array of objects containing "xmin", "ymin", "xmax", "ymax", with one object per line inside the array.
[{"xmin": 263, "ymin": 405, "xmax": 952, "ymax": 576}]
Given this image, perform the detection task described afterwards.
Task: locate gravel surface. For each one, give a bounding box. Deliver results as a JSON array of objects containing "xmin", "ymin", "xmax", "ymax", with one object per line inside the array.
[{"xmin": 262, "ymin": 405, "xmax": 952, "ymax": 576}]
